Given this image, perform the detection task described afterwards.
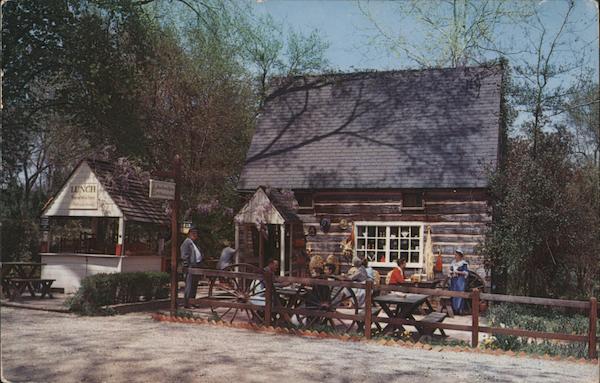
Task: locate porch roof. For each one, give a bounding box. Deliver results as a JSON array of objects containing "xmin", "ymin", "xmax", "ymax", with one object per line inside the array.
[{"xmin": 235, "ymin": 187, "xmax": 301, "ymax": 225}]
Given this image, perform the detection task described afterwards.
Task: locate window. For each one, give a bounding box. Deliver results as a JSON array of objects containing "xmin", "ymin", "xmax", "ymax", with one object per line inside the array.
[
  {"xmin": 355, "ymin": 222, "xmax": 424, "ymax": 268},
  {"xmin": 48, "ymin": 217, "xmax": 119, "ymax": 254},
  {"xmin": 402, "ymin": 192, "xmax": 424, "ymax": 209},
  {"xmin": 295, "ymin": 192, "xmax": 313, "ymax": 212}
]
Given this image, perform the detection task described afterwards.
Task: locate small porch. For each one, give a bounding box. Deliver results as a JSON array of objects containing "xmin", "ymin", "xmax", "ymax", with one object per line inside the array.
[{"xmin": 234, "ymin": 187, "xmax": 304, "ymax": 276}]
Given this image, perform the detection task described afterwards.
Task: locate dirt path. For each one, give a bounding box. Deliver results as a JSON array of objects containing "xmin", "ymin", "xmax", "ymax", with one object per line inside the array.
[{"xmin": 1, "ymin": 307, "xmax": 597, "ymax": 383}]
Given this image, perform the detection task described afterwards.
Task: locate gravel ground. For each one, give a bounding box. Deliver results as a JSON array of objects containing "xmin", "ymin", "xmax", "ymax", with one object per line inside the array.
[{"xmin": 1, "ymin": 307, "xmax": 597, "ymax": 383}]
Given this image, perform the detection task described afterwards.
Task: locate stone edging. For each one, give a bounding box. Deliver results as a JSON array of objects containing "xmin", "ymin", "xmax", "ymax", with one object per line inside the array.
[{"xmin": 151, "ymin": 312, "xmax": 598, "ymax": 365}]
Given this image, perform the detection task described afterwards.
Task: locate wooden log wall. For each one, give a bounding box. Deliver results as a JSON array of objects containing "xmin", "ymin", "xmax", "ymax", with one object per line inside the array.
[
  {"xmin": 237, "ymin": 188, "xmax": 491, "ymax": 286},
  {"xmin": 303, "ymin": 189, "xmax": 491, "ymax": 284}
]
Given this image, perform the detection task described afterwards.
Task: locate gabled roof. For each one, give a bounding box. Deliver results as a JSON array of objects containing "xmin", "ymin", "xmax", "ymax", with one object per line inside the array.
[
  {"xmin": 86, "ymin": 159, "xmax": 169, "ymax": 225},
  {"xmin": 235, "ymin": 187, "xmax": 300, "ymax": 225},
  {"xmin": 238, "ymin": 65, "xmax": 503, "ymax": 191},
  {"xmin": 42, "ymin": 158, "xmax": 169, "ymax": 225}
]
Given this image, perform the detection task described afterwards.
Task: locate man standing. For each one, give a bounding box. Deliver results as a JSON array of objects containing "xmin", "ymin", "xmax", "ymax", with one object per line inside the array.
[{"xmin": 181, "ymin": 226, "xmax": 203, "ymax": 308}]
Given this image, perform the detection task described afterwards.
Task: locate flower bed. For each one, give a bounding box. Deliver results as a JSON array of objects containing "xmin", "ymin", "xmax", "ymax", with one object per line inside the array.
[{"xmin": 484, "ymin": 303, "xmax": 599, "ymax": 358}]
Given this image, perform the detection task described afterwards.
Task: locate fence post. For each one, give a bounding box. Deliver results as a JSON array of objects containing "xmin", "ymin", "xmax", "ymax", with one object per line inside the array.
[
  {"xmin": 365, "ymin": 280, "xmax": 373, "ymax": 339},
  {"xmin": 264, "ymin": 272, "xmax": 272, "ymax": 326},
  {"xmin": 471, "ymin": 288, "xmax": 480, "ymax": 348},
  {"xmin": 589, "ymin": 297, "xmax": 597, "ymax": 359}
]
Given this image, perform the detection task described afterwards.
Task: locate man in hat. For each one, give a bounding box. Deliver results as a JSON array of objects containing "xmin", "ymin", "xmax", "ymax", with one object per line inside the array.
[{"xmin": 181, "ymin": 226, "xmax": 203, "ymax": 308}]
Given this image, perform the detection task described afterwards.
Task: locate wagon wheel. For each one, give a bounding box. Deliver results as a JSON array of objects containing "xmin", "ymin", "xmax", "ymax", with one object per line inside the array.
[
  {"xmin": 207, "ymin": 263, "xmax": 266, "ymax": 324},
  {"xmin": 287, "ymin": 280, "xmax": 360, "ymax": 332},
  {"xmin": 466, "ymin": 270, "xmax": 485, "ymax": 292},
  {"xmin": 440, "ymin": 270, "xmax": 486, "ymax": 313}
]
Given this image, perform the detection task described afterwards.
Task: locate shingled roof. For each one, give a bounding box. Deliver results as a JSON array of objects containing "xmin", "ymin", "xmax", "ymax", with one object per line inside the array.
[
  {"xmin": 238, "ymin": 65, "xmax": 503, "ymax": 191},
  {"xmin": 86, "ymin": 159, "xmax": 169, "ymax": 225}
]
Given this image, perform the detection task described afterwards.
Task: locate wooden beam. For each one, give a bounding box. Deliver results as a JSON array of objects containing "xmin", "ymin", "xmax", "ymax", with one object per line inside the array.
[
  {"xmin": 279, "ymin": 224, "xmax": 285, "ymax": 276},
  {"xmin": 234, "ymin": 223, "xmax": 240, "ymax": 265},
  {"xmin": 589, "ymin": 297, "xmax": 597, "ymax": 359},
  {"xmin": 259, "ymin": 229, "xmax": 264, "ymax": 269},
  {"xmin": 288, "ymin": 224, "xmax": 293, "ymax": 276},
  {"xmin": 472, "ymin": 288, "xmax": 480, "ymax": 348},
  {"xmin": 116, "ymin": 217, "xmax": 125, "ymax": 256},
  {"xmin": 480, "ymin": 293, "xmax": 590, "ymax": 309}
]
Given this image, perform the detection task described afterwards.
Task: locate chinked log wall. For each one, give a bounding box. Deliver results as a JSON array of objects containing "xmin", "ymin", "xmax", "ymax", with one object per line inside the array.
[{"xmin": 301, "ymin": 189, "xmax": 491, "ymax": 280}]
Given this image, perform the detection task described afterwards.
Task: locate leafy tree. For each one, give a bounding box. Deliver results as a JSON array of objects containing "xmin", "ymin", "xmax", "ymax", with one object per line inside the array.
[
  {"xmin": 484, "ymin": 130, "xmax": 599, "ymax": 298},
  {"xmin": 1, "ymin": 0, "xmax": 330, "ymax": 260}
]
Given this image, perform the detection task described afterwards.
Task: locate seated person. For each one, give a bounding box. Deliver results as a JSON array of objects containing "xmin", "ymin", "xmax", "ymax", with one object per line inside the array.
[
  {"xmin": 346, "ymin": 256, "xmax": 368, "ymax": 282},
  {"xmin": 336, "ymin": 257, "xmax": 368, "ymax": 307},
  {"xmin": 363, "ymin": 258, "xmax": 375, "ymax": 281},
  {"xmin": 323, "ymin": 263, "xmax": 336, "ymax": 277},
  {"xmin": 387, "ymin": 257, "xmax": 407, "ymax": 285}
]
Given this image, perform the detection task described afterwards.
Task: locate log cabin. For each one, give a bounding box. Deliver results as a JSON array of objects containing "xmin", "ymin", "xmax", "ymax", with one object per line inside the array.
[{"xmin": 234, "ymin": 65, "xmax": 503, "ymax": 286}]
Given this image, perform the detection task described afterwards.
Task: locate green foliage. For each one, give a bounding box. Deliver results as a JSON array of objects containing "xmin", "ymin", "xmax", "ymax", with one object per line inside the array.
[
  {"xmin": 1, "ymin": 0, "xmax": 329, "ymax": 263},
  {"xmin": 484, "ymin": 303, "xmax": 598, "ymax": 358},
  {"xmin": 484, "ymin": 130, "xmax": 600, "ymax": 299},
  {"xmin": 66, "ymin": 271, "xmax": 170, "ymax": 315}
]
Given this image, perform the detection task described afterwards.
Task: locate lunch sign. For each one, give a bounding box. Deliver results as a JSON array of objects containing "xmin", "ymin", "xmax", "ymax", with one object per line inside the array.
[
  {"xmin": 70, "ymin": 183, "xmax": 98, "ymax": 209},
  {"xmin": 149, "ymin": 179, "xmax": 176, "ymax": 200}
]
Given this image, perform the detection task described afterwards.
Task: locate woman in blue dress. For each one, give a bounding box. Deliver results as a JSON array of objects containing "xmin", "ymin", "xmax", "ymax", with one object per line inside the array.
[{"xmin": 449, "ymin": 249, "xmax": 469, "ymax": 314}]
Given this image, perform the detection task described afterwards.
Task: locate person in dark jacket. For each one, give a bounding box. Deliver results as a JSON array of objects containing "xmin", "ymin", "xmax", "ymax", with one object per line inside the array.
[{"xmin": 180, "ymin": 227, "xmax": 203, "ymax": 308}]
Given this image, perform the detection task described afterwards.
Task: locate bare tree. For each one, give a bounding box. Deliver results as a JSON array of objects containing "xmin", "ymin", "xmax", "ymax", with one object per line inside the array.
[{"xmin": 358, "ymin": 0, "xmax": 535, "ymax": 68}]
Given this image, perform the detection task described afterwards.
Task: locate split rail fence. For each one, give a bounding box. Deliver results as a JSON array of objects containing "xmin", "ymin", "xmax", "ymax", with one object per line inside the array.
[{"xmin": 186, "ymin": 268, "xmax": 598, "ymax": 359}]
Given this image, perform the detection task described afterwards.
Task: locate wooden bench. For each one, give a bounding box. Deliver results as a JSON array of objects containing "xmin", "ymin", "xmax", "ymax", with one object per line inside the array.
[
  {"xmin": 418, "ymin": 312, "xmax": 447, "ymax": 336},
  {"xmin": 4, "ymin": 278, "xmax": 55, "ymax": 300},
  {"xmin": 353, "ymin": 307, "xmax": 383, "ymax": 333},
  {"xmin": 437, "ymin": 296, "xmax": 454, "ymax": 317}
]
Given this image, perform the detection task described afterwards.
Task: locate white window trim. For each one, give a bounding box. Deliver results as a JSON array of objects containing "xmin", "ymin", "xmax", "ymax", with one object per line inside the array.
[{"xmin": 354, "ymin": 221, "xmax": 425, "ymax": 268}]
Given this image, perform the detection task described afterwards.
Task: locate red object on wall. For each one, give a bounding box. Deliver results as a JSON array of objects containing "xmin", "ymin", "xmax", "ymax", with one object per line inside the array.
[
  {"xmin": 40, "ymin": 242, "xmax": 49, "ymax": 253},
  {"xmin": 435, "ymin": 252, "xmax": 443, "ymax": 272},
  {"xmin": 115, "ymin": 244, "xmax": 123, "ymax": 256}
]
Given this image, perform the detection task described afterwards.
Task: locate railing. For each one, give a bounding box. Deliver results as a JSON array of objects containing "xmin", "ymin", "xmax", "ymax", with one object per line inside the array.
[{"xmin": 185, "ymin": 268, "xmax": 598, "ymax": 359}]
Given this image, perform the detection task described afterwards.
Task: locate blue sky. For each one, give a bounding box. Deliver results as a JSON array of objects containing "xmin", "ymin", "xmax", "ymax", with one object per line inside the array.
[{"xmin": 250, "ymin": 0, "xmax": 599, "ymax": 75}]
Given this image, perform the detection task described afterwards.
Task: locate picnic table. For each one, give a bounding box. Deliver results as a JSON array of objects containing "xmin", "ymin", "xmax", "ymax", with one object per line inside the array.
[
  {"xmin": 1, "ymin": 262, "xmax": 45, "ymax": 279},
  {"xmin": 398, "ymin": 279, "xmax": 443, "ymax": 289},
  {"xmin": 373, "ymin": 293, "xmax": 437, "ymax": 336},
  {"xmin": 1, "ymin": 262, "xmax": 54, "ymax": 300}
]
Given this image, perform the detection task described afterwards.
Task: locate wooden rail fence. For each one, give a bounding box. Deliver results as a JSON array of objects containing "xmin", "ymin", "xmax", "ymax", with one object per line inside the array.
[{"xmin": 186, "ymin": 268, "xmax": 598, "ymax": 359}]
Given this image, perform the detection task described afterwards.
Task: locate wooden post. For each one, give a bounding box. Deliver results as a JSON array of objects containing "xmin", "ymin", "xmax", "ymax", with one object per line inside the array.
[
  {"xmin": 279, "ymin": 224, "xmax": 285, "ymax": 276},
  {"xmin": 259, "ymin": 227, "xmax": 264, "ymax": 269},
  {"xmin": 288, "ymin": 224, "xmax": 293, "ymax": 276},
  {"xmin": 471, "ymin": 288, "xmax": 480, "ymax": 348},
  {"xmin": 234, "ymin": 223, "xmax": 240, "ymax": 265},
  {"xmin": 116, "ymin": 217, "xmax": 125, "ymax": 256},
  {"xmin": 169, "ymin": 155, "xmax": 181, "ymax": 315},
  {"xmin": 264, "ymin": 271, "xmax": 272, "ymax": 326},
  {"xmin": 589, "ymin": 297, "xmax": 597, "ymax": 359},
  {"xmin": 365, "ymin": 280, "xmax": 373, "ymax": 339}
]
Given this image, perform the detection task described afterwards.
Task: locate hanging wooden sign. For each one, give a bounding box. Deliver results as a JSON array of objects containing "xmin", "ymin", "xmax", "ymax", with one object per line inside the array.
[{"xmin": 149, "ymin": 179, "xmax": 176, "ymax": 200}]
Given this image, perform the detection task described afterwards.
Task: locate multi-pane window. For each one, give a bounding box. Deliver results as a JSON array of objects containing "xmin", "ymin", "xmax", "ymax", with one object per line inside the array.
[{"xmin": 355, "ymin": 223, "xmax": 424, "ymax": 267}]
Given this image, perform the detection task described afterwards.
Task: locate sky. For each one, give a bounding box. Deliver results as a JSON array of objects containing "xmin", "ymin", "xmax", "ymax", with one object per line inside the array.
[{"xmin": 249, "ymin": 0, "xmax": 599, "ymax": 76}]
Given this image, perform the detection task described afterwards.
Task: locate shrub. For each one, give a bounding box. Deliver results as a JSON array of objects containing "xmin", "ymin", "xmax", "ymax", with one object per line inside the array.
[
  {"xmin": 67, "ymin": 271, "xmax": 170, "ymax": 315},
  {"xmin": 484, "ymin": 303, "xmax": 599, "ymax": 358}
]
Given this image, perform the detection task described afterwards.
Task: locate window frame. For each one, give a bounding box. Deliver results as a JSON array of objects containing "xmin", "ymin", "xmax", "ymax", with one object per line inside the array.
[
  {"xmin": 354, "ymin": 221, "xmax": 425, "ymax": 268},
  {"xmin": 402, "ymin": 191, "xmax": 424, "ymax": 210},
  {"xmin": 295, "ymin": 192, "xmax": 314, "ymax": 212}
]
